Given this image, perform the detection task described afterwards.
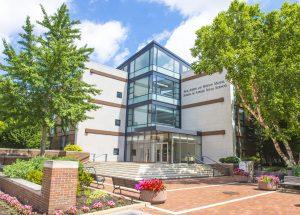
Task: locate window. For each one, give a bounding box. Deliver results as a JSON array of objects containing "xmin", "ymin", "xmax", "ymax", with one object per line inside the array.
[
  {"xmin": 155, "ymin": 49, "xmax": 180, "ymax": 78},
  {"xmin": 134, "ymin": 77, "xmax": 149, "ymax": 98},
  {"xmin": 152, "ymin": 75, "xmax": 180, "ymax": 105},
  {"xmin": 129, "ymin": 51, "xmax": 150, "ymax": 78},
  {"xmin": 113, "ymin": 148, "xmax": 119, "ymax": 155},
  {"xmin": 155, "ymin": 105, "xmax": 180, "ymax": 127},
  {"xmin": 116, "ymin": 92, "xmax": 122, "ymax": 98},
  {"xmin": 135, "ymin": 51, "xmax": 149, "ymax": 72},
  {"xmin": 128, "ymin": 76, "xmax": 150, "ymax": 104},
  {"xmin": 157, "ymin": 50, "xmax": 173, "ymax": 71},
  {"xmin": 133, "ymin": 105, "xmax": 148, "ymax": 126},
  {"xmin": 156, "ymin": 106, "xmax": 175, "ymax": 126},
  {"xmin": 115, "ymin": 119, "xmax": 121, "ymax": 126},
  {"xmin": 182, "ymin": 64, "xmax": 190, "ymax": 73},
  {"xmin": 156, "ymin": 76, "xmax": 174, "ymax": 99}
]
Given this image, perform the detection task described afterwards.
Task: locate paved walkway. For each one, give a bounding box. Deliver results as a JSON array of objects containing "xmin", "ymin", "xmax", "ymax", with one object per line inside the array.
[{"xmin": 91, "ymin": 177, "xmax": 300, "ymax": 215}]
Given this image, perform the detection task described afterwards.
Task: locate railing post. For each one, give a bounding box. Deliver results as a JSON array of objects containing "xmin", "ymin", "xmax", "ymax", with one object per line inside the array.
[
  {"xmin": 105, "ymin": 154, "xmax": 107, "ymax": 162},
  {"xmin": 92, "ymin": 153, "xmax": 96, "ymax": 162}
]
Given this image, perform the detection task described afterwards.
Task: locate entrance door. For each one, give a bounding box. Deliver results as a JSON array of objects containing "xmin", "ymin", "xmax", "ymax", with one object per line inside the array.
[
  {"xmin": 156, "ymin": 143, "xmax": 169, "ymax": 163},
  {"xmin": 162, "ymin": 143, "xmax": 168, "ymax": 162}
]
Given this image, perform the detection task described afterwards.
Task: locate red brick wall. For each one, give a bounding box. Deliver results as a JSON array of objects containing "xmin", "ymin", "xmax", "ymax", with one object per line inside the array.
[
  {"xmin": 0, "ymin": 176, "xmax": 44, "ymax": 212},
  {"xmin": 0, "ymin": 160, "xmax": 78, "ymax": 214},
  {"xmin": 0, "ymin": 148, "xmax": 90, "ymax": 164},
  {"xmin": 42, "ymin": 166, "xmax": 78, "ymax": 214}
]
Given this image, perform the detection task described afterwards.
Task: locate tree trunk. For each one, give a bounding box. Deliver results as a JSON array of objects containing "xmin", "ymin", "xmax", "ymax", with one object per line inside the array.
[
  {"xmin": 234, "ymin": 87, "xmax": 296, "ymax": 167},
  {"xmin": 236, "ymin": 107, "xmax": 243, "ymax": 157},
  {"xmin": 270, "ymin": 137, "xmax": 295, "ymax": 167},
  {"xmin": 282, "ymin": 139, "xmax": 296, "ymax": 166},
  {"xmin": 40, "ymin": 126, "xmax": 47, "ymax": 156}
]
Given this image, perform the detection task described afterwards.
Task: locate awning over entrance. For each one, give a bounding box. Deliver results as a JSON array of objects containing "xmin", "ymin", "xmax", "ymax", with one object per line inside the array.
[{"xmin": 129, "ymin": 125, "xmax": 199, "ymax": 136}]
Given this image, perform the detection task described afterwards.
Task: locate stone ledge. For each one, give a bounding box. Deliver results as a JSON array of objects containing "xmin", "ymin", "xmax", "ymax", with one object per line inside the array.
[
  {"xmin": 44, "ymin": 160, "xmax": 78, "ymax": 169},
  {"xmin": 10, "ymin": 178, "xmax": 41, "ymax": 191}
]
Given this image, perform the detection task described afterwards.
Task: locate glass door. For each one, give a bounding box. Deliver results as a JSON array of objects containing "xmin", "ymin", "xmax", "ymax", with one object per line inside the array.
[{"xmin": 162, "ymin": 143, "xmax": 168, "ymax": 162}]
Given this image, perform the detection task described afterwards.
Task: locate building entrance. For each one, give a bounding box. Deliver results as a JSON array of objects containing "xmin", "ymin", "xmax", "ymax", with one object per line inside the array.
[{"xmin": 127, "ymin": 130, "xmax": 201, "ymax": 163}]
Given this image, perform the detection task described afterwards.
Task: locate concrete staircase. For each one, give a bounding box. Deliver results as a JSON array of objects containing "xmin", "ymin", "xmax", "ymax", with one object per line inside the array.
[{"xmin": 84, "ymin": 162, "xmax": 224, "ymax": 180}]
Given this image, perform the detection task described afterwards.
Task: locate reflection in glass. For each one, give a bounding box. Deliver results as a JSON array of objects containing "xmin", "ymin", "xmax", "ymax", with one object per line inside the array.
[{"xmin": 127, "ymin": 131, "xmax": 202, "ymax": 163}]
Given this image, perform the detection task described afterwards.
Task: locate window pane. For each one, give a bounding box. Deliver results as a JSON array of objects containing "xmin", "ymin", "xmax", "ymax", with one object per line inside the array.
[
  {"xmin": 157, "ymin": 50, "xmax": 173, "ymax": 71},
  {"xmin": 133, "ymin": 105, "xmax": 148, "ymax": 126},
  {"xmin": 130, "ymin": 61, "xmax": 134, "ymax": 73},
  {"xmin": 134, "ymin": 77, "xmax": 149, "ymax": 97},
  {"xmin": 156, "ymin": 76, "xmax": 173, "ymax": 98},
  {"xmin": 174, "ymin": 61, "xmax": 180, "ymax": 73},
  {"xmin": 182, "ymin": 65, "xmax": 189, "ymax": 73},
  {"xmin": 156, "ymin": 106, "xmax": 174, "ymax": 126},
  {"xmin": 135, "ymin": 51, "xmax": 149, "ymax": 71}
]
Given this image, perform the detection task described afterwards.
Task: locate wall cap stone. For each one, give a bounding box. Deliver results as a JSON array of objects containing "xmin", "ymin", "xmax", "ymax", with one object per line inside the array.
[{"xmin": 44, "ymin": 160, "xmax": 78, "ymax": 169}]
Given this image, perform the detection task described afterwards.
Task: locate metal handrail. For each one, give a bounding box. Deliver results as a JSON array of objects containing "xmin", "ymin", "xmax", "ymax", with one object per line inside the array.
[
  {"xmin": 185, "ymin": 153, "xmax": 230, "ymax": 176},
  {"xmin": 201, "ymin": 155, "xmax": 230, "ymax": 176},
  {"xmin": 91, "ymin": 153, "xmax": 108, "ymax": 162}
]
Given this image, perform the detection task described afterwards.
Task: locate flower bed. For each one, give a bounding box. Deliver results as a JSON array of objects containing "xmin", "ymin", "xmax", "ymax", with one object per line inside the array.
[
  {"xmin": 0, "ymin": 190, "xmax": 38, "ymax": 215},
  {"xmin": 54, "ymin": 189, "xmax": 134, "ymax": 215}
]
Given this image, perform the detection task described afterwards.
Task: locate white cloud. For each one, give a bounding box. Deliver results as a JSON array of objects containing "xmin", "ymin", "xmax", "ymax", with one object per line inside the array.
[
  {"xmin": 113, "ymin": 48, "xmax": 130, "ymax": 67},
  {"xmin": 137, "ymin": 30, "xmax": 171, "ymax": 50},
  {"xmin": 148, "ymin": 0, "xmax": 231, "ymax": 17},
  {"xmin": 0, "ymin": 0, "xmax": 70, "ymax": 41},
  {"xmin": 77, "ymin": 20, "xmax": 128, "ymax": 64},
  {"xmin": 147, "ymin": 0, "xmax": 232, "ymax": 63},
  {"xmin": 0, "ymin": 0, "xmax": 129, "ymax": 65}
]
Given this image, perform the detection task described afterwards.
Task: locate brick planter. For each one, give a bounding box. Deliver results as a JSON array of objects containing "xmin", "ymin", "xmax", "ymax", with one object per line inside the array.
[{"xmin": 0, "ymin": 160, "xmax": 78, "ymax": 214}]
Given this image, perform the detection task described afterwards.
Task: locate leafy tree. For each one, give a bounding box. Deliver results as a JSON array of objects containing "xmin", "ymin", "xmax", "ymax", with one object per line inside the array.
[
  {"xmin": 0, "ymin": 4, "xmax": 100, "ymax": 154},
  {"xmin": 0, "ymin": 119, "xmax": 41, "ymax": 149},
  {"xmin": 191, "ymin": 0, "xmax": 300, "ymax": 167}
]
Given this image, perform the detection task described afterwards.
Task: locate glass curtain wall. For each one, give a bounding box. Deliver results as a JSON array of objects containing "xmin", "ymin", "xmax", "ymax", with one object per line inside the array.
[
  {"xmin": 127, "ymin": 131, "xmax": 202, "ymax": 163},
  {"xmin": 128, "ymin": 46, "xmax": 185, "ymax": 79},
  {"xmin": 127, "ymin": 104, "xmax": 179, "ymax": 132},
  {"xmin": 128, "ymin": 74, "xmax": 179, "ymax": 105}
]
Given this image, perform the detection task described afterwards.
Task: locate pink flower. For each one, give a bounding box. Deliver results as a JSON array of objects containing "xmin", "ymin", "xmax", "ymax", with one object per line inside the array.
[
  {"xmin": 54, "ymin": 209, "xmax": 64, "ymax": 215},
  {"xmin": 107, "ymin": 200, "xmax": 115, "ymax": 207},
  {"xmin": 92, "ymin": 202, "xmax": 103, "ymax": 209},
  {"xmin": 80, "ymin": 205, "xmax": 90, "ymax": 213},
  {"xmin": 66, "ymin": 206, "xmax": 77, "ymax": 215}
]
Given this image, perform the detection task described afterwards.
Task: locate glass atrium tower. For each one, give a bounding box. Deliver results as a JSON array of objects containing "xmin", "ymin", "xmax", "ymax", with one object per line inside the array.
[{"xmin": 117, "ymin": 41, "xmax": 202, "ymax": 163}]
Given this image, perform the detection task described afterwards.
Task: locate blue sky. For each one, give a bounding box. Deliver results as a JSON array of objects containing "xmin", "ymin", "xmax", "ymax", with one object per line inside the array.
[{"xmin": 0, "ymin": 0, "xmax": 299, "ymax": 67}]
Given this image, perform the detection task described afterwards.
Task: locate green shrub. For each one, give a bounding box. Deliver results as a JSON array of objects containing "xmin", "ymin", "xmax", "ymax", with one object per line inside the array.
[
  {"xmin": 262, "ymin": 166, "xmax": 287, "ymax": 174},
  {"xmin": 3, "ymin": 156, "xmax": 46, "ymax": 179},
  {"xmin": 242, "ymin": 155, "xmax": 261, "ymax": 164},
  {"xmin": 292, "ymin": 165, "xmax": 300, "ymax": 177},
  {"xmin": 219, "ymin": 156, "xmax": 240, "ymax": 164},
  {"xmin": 77, "ymin": 162, "xmax": 93, "ymax": 193},
  {"xmin": 3, "ymin": 156, "xmax": 93, "ymax": 193},
  {"xmin": 64, "ymin": 144, "xmax": 83, "ymax": 152},
  {"xmin": 27, "ymin": 170, "xmax": 43, "ymax": 185},
  {"xmin": 86, "ymin": 190, "xmax": 107, "ymax": 205}
]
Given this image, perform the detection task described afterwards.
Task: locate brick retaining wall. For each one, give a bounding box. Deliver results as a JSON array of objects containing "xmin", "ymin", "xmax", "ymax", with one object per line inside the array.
[
  {"xmin": 0, "ymin": 160, "xmax": 78, "ymax": 214},
  {"xmin": 0, "ymin": 148, "xmax": 90, "ymax": 164}
]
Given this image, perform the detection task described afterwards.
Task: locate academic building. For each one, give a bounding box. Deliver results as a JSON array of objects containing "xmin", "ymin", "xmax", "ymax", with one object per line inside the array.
[{"xmin": 53, "ymin": 41, "xmax": 239, "ymax": 164}]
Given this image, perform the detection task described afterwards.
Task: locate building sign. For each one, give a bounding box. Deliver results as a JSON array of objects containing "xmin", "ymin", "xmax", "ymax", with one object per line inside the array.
[{"xmin": 183, "ymin": 80, "xmax": 227, "ymax": 98}]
